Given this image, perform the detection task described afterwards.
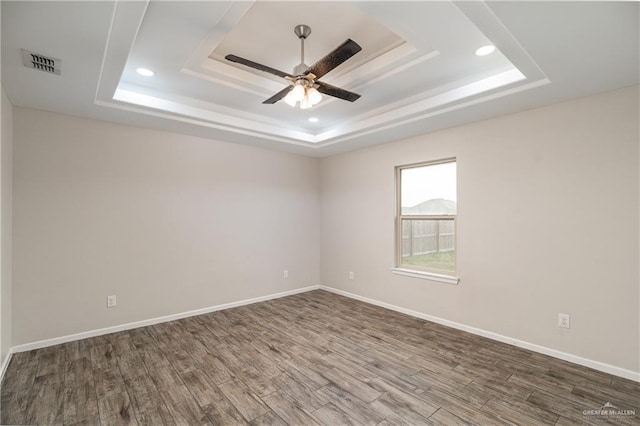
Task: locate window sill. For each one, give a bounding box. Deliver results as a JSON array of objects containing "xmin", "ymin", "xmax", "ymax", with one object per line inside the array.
[{"xmin": 391, "ymin": 268, "xmax": 460, "ymax": 285}]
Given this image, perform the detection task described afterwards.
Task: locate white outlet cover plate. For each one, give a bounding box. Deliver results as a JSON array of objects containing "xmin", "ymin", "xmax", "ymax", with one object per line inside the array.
[{"xmin": 558, "ymin": 313, "xmax": 570, "ymax": 328}]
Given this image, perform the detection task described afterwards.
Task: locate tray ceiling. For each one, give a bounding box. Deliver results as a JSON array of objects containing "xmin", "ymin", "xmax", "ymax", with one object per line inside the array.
[{"xmin": 2, "ymin": 1, "xmax": 638, "ymax": 156}]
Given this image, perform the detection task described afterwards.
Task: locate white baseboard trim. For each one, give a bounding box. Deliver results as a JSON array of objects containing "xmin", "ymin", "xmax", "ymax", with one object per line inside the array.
[
  {"xmin": 0, "ymin": 351, "xmax": 14, "ymax": 382},
  {"xmin": 319, "ymin": 285, "xmax": 640, "ymax": 382},
  {"xmin": 8, "ymin": 284, "xmax": 638, "ymax": 382},
  {"xmin": 11, "ymin": 285, "xmax": 321, "ymax": 354}
]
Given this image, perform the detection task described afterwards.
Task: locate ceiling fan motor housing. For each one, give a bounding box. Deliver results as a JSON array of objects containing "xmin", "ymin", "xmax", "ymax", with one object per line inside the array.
[{"xmin": 293, "ymin": 63, "xmax": 309, "ymax": 75}]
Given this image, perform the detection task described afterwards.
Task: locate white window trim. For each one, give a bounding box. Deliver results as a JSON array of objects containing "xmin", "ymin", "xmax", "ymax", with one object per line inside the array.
[
  {"xmin": 390, "ymin": 267, "xmax": 460, "ymax": 285},
  {"xmin": 395, "ymin": 158, "xmax": 458, "ymax": 281}
]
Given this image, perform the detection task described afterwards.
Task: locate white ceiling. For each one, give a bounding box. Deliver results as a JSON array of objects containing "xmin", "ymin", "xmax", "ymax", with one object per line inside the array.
[{"xmin": 2, "ymin": 1, "xmax": 638, "ymax": 157}]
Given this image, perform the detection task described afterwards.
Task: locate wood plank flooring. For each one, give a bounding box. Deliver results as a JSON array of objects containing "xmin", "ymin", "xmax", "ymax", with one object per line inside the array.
[{"xmin": 1, "ymin": 290, "xmax": 638, "ymax": 425}]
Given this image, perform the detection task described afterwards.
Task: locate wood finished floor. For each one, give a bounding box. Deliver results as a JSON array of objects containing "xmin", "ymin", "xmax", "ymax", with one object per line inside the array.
[{"xmin": 1, "ymin": 290, "xmax": 638, "ymax": 425}]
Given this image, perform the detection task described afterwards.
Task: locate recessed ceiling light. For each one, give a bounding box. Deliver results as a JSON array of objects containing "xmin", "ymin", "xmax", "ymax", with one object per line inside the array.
[
  {"xmin": 475, "ymin": 45, "xmax": 496, "ymax": 56},
  {"xmin": 136, "ymin": 68, "xmax": 155, "ymax": 77},
  {"xmin": 308, "ymin": 117, "xmax": 319, "ymax": 123}
]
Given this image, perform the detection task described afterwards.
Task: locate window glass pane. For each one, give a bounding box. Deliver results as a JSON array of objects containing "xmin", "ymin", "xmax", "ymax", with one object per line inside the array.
[
  {"xmin": 401, "ymin": 162, "xmax": 456, "ymax": 215},
  {"xmin": 401, "ymin": 219, "xmax": 455, "ymax": 272}
]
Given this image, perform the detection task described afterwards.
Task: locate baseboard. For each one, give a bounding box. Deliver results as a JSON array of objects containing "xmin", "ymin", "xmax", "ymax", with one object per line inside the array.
[
  {"xmin": 0, "ymin": 351, "xmax": 13, "ymax": 383},
  {"xmin": 10, "ymin": 285, "xmax": 321, "ymax": 354},
  {"xmin": 319, "ymin": 285, "xmax": 640, "ymax": 382},
  {"xmin": 8, "ymin": 283, "xmax": 638, "ymax": 382}
]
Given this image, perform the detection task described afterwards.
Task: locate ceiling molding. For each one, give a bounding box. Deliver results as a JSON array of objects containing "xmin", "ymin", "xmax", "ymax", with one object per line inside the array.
[
  {"xmin": 4, "ymin": 1, "xmax": 636, "ymax": 157},
  {"xmin": 94, "ymin": 0, "xmax": 149, "ymax": 103},
  {"xmin": 93, "ymin": 0, "xmax": 550, "ymax": 151},
  {"xmin": 453, "ymin": 0, "xmax": 546, "ymax": 81},
  {"xmin": 19, "ymin": 0, "xmax": 633, "ymax": 161}
]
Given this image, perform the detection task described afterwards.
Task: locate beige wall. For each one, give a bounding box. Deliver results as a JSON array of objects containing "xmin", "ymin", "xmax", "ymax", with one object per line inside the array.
[
  {"xmin": 12, "ymin": 109, "xmax": 320, "ymax": 345},
  {"xmin": 320, "ymin": 86, "xmax": 639, "ymax": 373},
  {"xmin": 1, "ymin": 88, "xmax": 14, "ymax": 365},
  {"xmin": 9, "ymin": 86, "xmax": 639, "ymax": 376}
]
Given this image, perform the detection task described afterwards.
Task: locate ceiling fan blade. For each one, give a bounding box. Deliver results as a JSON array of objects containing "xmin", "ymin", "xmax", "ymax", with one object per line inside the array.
[
  {"xmin": 304, "ymin": 39, "xmax": 362, "ymax": 79},
  {"xmin": 263, "ymin": 86, "xmax": 293, "ymax": 104},
  {"xmin": 225, "ymin": 54, "xmax": 293, "ymax": 79},
  {"xmin": 315, "ymin": 81, "xmax": 361, "ymax": 102}
]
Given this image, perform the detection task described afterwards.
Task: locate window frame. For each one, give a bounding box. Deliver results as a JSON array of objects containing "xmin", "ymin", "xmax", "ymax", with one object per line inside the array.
[{"xmin": 394, "ymin": 158, "xmax": 459, "ymax": 283}]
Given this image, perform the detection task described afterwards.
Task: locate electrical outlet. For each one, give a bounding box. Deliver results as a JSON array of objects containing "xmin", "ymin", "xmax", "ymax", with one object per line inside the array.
[
  {"xmin": 283, "ymin": 270, "xmax": 289, "ymax": 279},
  {"xmin": 348, "ymin": 271, "xmax": 354, "ymax": 280},
  {"xmin": 107, "ymin": 295, "xmax": 117, "ymax": 308},
  {"xmin": 558, "ymin": 313, "xmax": 570, "ymax": 329}
]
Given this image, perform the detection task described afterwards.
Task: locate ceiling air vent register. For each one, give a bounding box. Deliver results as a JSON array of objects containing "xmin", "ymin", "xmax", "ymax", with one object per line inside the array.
[{"xmin": 21, "ymin": 49, "xmax": 61, "ymax": 75}]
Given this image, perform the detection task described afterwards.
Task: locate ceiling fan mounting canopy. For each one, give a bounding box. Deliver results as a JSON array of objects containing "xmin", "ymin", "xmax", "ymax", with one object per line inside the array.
[
  {"xmin": 225, "ymin": 24, "xmax": 362, "ymax": 108},
  {"xmin": 294, "ymin": 24, "xmax": 311, "ymax": 40}
]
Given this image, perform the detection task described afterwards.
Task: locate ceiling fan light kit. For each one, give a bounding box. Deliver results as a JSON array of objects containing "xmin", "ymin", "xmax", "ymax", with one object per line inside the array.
[
  {"xmin": 284, "ymin": 79, "xmax": 322, "ymax": 109},
  {"xmin": 225, "ymin": 24, "xmax": 362, "ymax": 110}
]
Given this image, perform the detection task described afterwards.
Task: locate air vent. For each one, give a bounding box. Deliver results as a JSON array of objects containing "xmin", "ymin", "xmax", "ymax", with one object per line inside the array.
[{"xmin": 21, "ymin": 49, "xmax": 61, "ymax": 75}]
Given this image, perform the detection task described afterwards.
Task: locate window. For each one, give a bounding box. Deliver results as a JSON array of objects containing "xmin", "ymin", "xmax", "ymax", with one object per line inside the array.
[{"xmin": 394, "ymin": 159, "xmax": 458, "ymax": 283}]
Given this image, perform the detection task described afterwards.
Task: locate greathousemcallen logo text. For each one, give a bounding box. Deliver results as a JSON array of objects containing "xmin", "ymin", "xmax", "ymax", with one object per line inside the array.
[{"xmin": 583, "ymin": 402, "xmax": 636, "ymax": 417}]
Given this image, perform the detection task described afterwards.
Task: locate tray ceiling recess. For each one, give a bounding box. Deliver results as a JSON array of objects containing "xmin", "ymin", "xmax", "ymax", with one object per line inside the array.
[{"xmin": 95, "ymin": 1, "xmax": 549, "ymax": 150}]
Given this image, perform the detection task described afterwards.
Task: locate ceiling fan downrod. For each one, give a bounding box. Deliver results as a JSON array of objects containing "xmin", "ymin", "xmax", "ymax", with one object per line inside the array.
[{"xmin": 293, "ymin": 24, "xmax": 311, "ymax": 75}]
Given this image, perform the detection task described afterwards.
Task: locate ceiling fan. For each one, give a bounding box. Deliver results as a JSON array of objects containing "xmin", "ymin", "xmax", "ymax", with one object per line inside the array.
[{"xmin": 225, "ymin": 25, "xmax": 362, "ymax": 109}]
